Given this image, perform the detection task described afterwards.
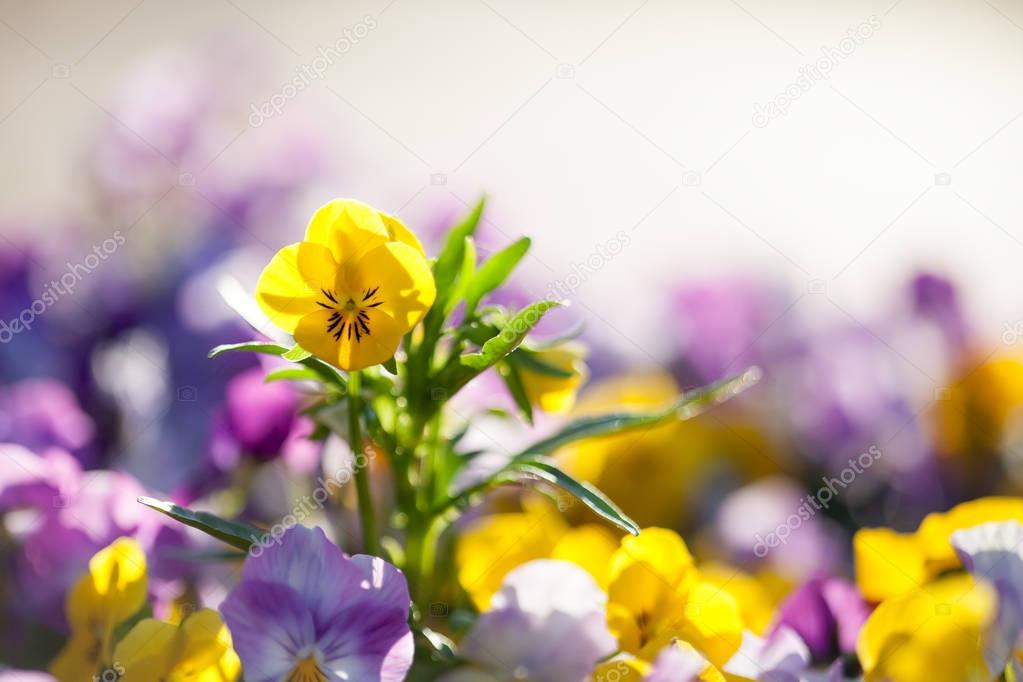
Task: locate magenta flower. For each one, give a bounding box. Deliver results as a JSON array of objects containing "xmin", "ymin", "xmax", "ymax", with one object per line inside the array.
[{"xmin": 220, "ymin": 525, "xmax": 414, "ymax": 682}]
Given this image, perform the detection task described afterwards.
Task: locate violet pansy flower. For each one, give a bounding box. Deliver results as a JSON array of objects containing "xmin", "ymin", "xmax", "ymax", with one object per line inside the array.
[
  {"xmin": 219, "ymin": 525, "xmax": 413, "ymax": 682},
  {"xmin": 442, "ymin": 559, "xmax": 616, "ymax": 682}
]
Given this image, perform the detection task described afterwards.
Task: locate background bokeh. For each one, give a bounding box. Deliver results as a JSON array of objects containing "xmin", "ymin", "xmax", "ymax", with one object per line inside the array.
[{"xmin": 2, "ymin": 0, "xmax": 1023, "ymax": 674}]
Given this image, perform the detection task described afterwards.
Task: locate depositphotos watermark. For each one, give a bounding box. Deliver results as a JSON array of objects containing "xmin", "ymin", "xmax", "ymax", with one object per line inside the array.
[
  {"xmin": 545, "ymin": 231, "xmax": 631, "ymax": 301},
  {"xmin": 753, "ymin": 445, "xmax": 882, "ymax": 557},
  {"xmin": 0, "ymin": 231, "xmax": 126, "ymax": 344},
  {"xmin": 249, "ymin": 15, "xmax": 378, "ymax": 127},
  {"xmin": 752, "ymin": 16, "xmax": 881, "ymax": 128},
  {"xmin": 248, "ymin": 445, "xmax": 376, "ymax": 556}
]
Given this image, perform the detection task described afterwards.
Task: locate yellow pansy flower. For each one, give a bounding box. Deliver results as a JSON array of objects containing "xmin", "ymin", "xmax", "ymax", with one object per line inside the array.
[
  {"xmin": 256, "ymin": 198, "xmax": 436, "ymax": 371},
  {"xmin": 113, "ymin": 608, "xmax": 241, "ymax": 681},
  {"xmin": 517, "ymin": 344, "xmax": 589, "ymax": 413},
  {"xmin": 607, "ymin": 528, "xmax": 743, "ymax": 668},
  {"xmin": 855, "ymin": 496, "xmax": 1023, "ymax": 602},
  {"xmin": 50, "ymin": 538, "xmax": 148, "ymax": 681},
  {"xmin": 593, "ymin": 642, "xmax": 724, "ymax": 682},
  {"xmin": 456, "ymin": 495, "xmax": 618, "ymax": 610},
  {"xmin": 698, "ymin": 562, "xmax": 788, "ymax": 635},
  {"xmin": 555, "ymin": 373, "xmax": 777, "ymax": 529},
  {"xmin": 857, "ymin": 574, "xmax": 996, "ymax": 682}
]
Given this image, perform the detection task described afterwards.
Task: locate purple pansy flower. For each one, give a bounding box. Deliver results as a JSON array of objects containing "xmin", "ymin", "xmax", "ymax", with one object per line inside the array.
[
  {"xmin": 0, "ymin": 379, "xmax": 96, "ymax": 468},
  {"xmin": 769, "ymin": 576, "xmax": 872, "ymax": 663},
  {"xmin": 442, "ymin": 560, "xmax": 616, "ymax": 682},
  {"xmin": 951, "ymin": 520, "xmax": 1023, "ymax": 675},
  {"xmin": 220, "ymin": 525, "xmax": 413, "ymax": 682}
]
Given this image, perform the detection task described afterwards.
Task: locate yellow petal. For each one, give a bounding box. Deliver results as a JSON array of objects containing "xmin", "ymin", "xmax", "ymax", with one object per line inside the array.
[
  {"xmin": 854, "ymin": 527, "xmax": 928, "ymax": 603},
  {"xmin": 305, "ymin": 199, "xmax": 390, "ymax": 266},
  {"xmin": 456, "ymin": 499, "xmax": 568, "ymax": 611},
  {"xmin": 610, "ymin": 527, "xmax": 696, "ymax": 592},
  {"xmin": 857, "ymin": 574, "xmax": 995, "ymax": 682},
  {"xmin": 674, "ymin": 581, "xmax": 744, "ymax": 668},
  {"xmin": 347, "ymin": 242, "xmax": 436, "ymax": 333},
  {"xmin": 916, "ymin": 496, "xmax": 1023, "ymax": 570},
  {"xmin": 176, "ymin": 609, "xmax": 242, "ymax": 681},
  {"xmin": 379, "ymin": 210, "xmax": 426, "ymax": 257},
  {"xmin": 699, "ymin": 562, "xmax": 783, "ymax": 635},
  {"xmin": 295, "ymin": 307, "xmax": 404, "ymax": 371},
  {"xmin": 519, "ymin": 346, "xmax": 589, "ymax": 414},
  {"xmin": 551, "ymin": 524, "xmax": 619, "ymax": 589},
  {"xmin": 255, "ymin": 242, "xmax": 334, "ymax": 334},
  {"xmin": 50, "ymin": 634, "xmax": 101, "ymax": 682},
  {"xmin": 114, "ymin": 619, "xmax": 177, "ymax": 680}
]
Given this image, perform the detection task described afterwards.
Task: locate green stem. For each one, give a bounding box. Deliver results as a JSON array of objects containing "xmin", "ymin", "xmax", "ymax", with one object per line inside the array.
[{"xmin": 348, "ymin": 371, "xmax": 380, "ymax": 556}]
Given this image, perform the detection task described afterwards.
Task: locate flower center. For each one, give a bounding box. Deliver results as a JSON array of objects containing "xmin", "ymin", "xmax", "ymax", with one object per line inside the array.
[
  {"xmin": 317, "ymin": 287, "xmax": 384, "ymax": 344},
  {"xmin": 288, "ymin": 655, "xmax": 328, "ymax": 682}
]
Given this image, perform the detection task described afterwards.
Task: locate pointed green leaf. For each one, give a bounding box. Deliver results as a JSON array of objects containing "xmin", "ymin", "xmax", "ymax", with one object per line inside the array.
[
  {"xmin": 265, "ymin": 367, "xmax": 321, "ymax": 383},
  {"xmin": 444, "ymin": 236, "xmax": 477, "ymax": 315},
  {"xmin": 498, "ymin": 361, "xmax": 534, "ymax": 425},
  {"xmin": 464, "ymin": 237, "xmax": 531, "ymax": 316},
  {"xmin": 138, "ymin": 497, "xmax": 263, "ymax": 551},
  {"xmin": 432, "ymin": 197, "xmax": 484, "ymax": 311},
  {"xmin": 208, "ymin": 341, "xmax": 288, "ymax": 359},
  {"xmin": 282, "ymin": 345, "xmax": 312, "ymax": 361},
  {"xmin": 515, "ymin": 367, "xmax": 761, "ymax": 458},
  {"xmin": 507, "ymin": 348, "xmax": 575, "ymax": 378},
  {"xmin": 511, "ymin": 459, "xmax": 639, "ymax": 535},
  {"xmin": 437, "ymin": 300, "xmax": 561, "ymax": 395}
]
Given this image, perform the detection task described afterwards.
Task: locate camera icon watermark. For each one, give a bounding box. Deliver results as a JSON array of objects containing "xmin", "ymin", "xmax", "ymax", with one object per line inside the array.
[
  {"xmin": 934, "ymin": 172, "xmax": 952, "ymax": 186},
  {"xmin": 934, "ymin": 386, "xmax": 952, "ymax": 401},
  {"xmin": 177, "ymin": 386, "xmax": 197, "ymax": 402},
  {"xmin": 51, "ymin": 63, "xmax": 70, "ymax": 79},
  {"xmin": 178, "ymin": 172, "xmax": 196, "ymax": 187},
  {"xmin": 429, "ymin": 602, "xmax": 449, "ymax": 617},
  {"xmin": 681, "ymin": 171, "xmax": 702, "ymax": 187},
  {"xmin": 807, "ymin": 279, "xmax": 827, "ymax": 295},
  {"xmin": 555, "ymin": 64, "xmax": 575, "ymax": 79},
  {"xmin": 430, "ymin": 173, "xmax": 447, "ymax": 186}
]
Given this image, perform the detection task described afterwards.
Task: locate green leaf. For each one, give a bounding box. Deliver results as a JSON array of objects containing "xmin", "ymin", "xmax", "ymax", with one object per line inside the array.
[
  {"xmin": 208, "ymin": 341, "xmax": 288, "ymax": 359},
  {"xmin": 511, "ymin": 459, "xmax": 639, "ymax": 535},
  {"xmin": 282, "ymin": 344, "xmax": 312, "ymax": 362},
  {"xmin": 436, "ymin": 300, "xmax": 561, "ymax": 395},
  {"xmin": 507, "ymin": 348, "xmax": 575, "ymax": 378},
  {"xmin": 464, "ymin": 237, "xmax": 531, "ymax": 316},
  {"xmin": 444, "ymin": 236, "xmax": 477, "ymax": 315},
  {"xmin": 515, "ymin": 367, "xmax": 761, "ymax": 458},
  {"xmin": 137, "ymin": 497, "xmax": 263, "ymax": 551},
  {"xmin": 432, "ymin": 197, "xmax": 484, "ymax": 311},
  {"xmin": 498, "ymin": 361, "xmax": 534, "ymax": 425},
  {"xmin": 265, "ymin": 367, "xmax": 321, "ymax": 383},
  {"xmin": 382, "ymin": 357, "xmax": 399, "ymax": 375}
]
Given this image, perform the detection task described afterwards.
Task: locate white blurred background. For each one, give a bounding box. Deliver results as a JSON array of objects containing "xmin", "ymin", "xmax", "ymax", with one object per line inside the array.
[{"xmin": 1, "ymin": 0, "xmax": 1021, "ymax": 365}]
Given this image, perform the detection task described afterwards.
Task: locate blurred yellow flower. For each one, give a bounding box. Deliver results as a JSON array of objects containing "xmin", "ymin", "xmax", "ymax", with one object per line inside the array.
[
  {"xmin": 698, "ymin": 562, "xmax": 788, "ymax": 635},
  {"xmin": 935, "ymin": 356, "xmax": 1023, "ymax": 456},
  {"xmin": 455, "ymin": 495, "xmax": 618, "ymax": 610},
  {"xmin": 113, "ymin": 608, "xmax": 241, "ymax": 682},
  {"xmin": 855, "ymin": 496, "xmax": 1023, "ymax": 602},
  {"xmin": 50, "ymin": 538, "xmax": 148, "ymax": 682},
  {"xmin": 555, "ymin": 372, "xmax": 776, "ymax": 528},
  {"xmin": 593, "ymin": 641, "xmax": 724, "ymax": 681},
  {"xmin": 607, "ymin": 528, "xmax": 743, "ymax": 668},
  {"xmin": 517, "ymin": 344, "xmax": 589, "ymax": 413},
  {"xmin": 256, "ymin": 198, "xmax": 435, "ymax": 371},
  {"xmin": 857, "ymin": 574, "xmax": 996, "ymax": 682}
]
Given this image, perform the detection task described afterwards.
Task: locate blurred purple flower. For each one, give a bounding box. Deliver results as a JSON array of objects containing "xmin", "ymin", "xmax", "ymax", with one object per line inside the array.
[
  {"xmin": 442, "ymin": 560, "xmax": 616, "ymax": 682},
  {"xmin": 0, "ymin": 444, "xmax": 189, "ymax": 629},
  {"xmin": 722, "ymin": 627, "xmax": 811, "ymax": 681},
  {"xmin": 220, "ymin": 525, "xmax": 413, "ymax": 682},
  {"xmin": 207, "ymin": 367, "xmax": 319, "ymax": 470},
  {"xmin": 769, "ymin": 576, "xmax": 872, "ymax": 662},
  {"xmin": 910, "ymin": 272, "xmax": 968, "ymax": 352},
  {"xmin": 670, "ymin": 276, "xmax": 791, "ymax": 384},
  {"xmin": 0, "ymin": 379, "xmax": 96, "ymax": 467},
  {"xmin": 715, "ymin": 477, "xmax": 845, "ymax": 580}
]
